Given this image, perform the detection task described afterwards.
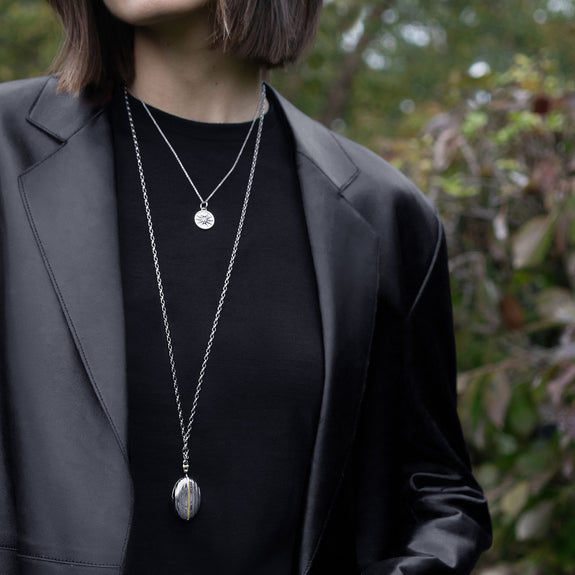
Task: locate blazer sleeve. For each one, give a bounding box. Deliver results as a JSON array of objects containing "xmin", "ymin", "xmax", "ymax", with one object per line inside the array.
[{"xmin": 356, "ymin": 216, "xmax": 492, "ymax": 575}]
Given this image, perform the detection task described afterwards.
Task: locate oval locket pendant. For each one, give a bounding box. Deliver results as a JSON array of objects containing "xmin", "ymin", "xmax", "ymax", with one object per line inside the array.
[
  {"xmin": 194, "ymin": 208, "xmax": 215, "ymax": 230},
  {"xmin": 172, "ymin": 476, "xmax": 201, "ymax": 520}
]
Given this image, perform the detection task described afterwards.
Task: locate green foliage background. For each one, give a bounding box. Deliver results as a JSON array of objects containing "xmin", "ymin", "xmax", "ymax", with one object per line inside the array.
[{"xmin": 2, "ymin": 1, "xmax": 575, "ymax": 573}]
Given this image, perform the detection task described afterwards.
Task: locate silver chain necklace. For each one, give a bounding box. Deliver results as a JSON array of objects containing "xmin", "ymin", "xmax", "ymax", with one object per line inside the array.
[
  {"xmin": 123, "ymin": 84, "xmax": 266, "ymax": 520},
  {"xmin": 139, "ymin": 86, "xmax": 266, "ymax": 230}
]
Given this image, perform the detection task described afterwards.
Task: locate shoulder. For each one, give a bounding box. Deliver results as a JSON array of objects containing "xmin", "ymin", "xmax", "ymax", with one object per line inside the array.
[
  {"xmin": 332, "ymin": 130, "xmax": 443, "ymax": 312},
  {"xmin": 293, "ymin": 105, "xmax": 441, "ymax": 272},
  {"xmin": 331, "ymin": 129, "xmax": 439, "ymax": 237},
  {"xmin": 274, "ymin": 87, "xmax": 443, "ymax": 312},
  {"xmin": 273, "ymin": 86, "xmax": 439, "ymax": 248}
]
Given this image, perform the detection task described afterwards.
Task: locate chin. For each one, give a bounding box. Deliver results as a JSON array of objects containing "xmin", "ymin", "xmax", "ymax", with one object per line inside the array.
[{"xmin": 103, "ymin": 0, "xmax": 212, "ymax": 26}]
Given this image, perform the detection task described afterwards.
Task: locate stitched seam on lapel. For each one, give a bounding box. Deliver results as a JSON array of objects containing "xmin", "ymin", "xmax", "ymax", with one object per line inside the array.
[
  {"xmin": 26, "ymin": 78, "xmax": 106, "ymax": 144},
  {"xmin": 0, "ymin": 544, "xmax": 18, "ymax": 551},
  {"xmin": 17, "ymin": 177, "xmax": 128, "ymax": 462},
  {"xmin": 406, "ymin": 213, "xmax": 443, "ymax": 321},
  {"xmin": 295, "ymin": 152, "xmax": 370, "ymax": 237},
  {"xmin": 339, "ymin": 167, "xmax": 361, "ymax": 195},
  {"xmin": 20, "ymin": 110, "xmax": 108, "ymax": 179},
  {"xmin": 26, "ymin": 78, "xmax": 63, "ymax": 142},
  {"xmin": 297, "ymin": 147, "xmax": 359, "ymax": 194},
  {"xmin": 337, "ymin": 193, "xmax": 379, "ymax": 240},
  {"xmin": 17, "ymin": 551, "xmax": 119, "ymax": 568},
  {"xmin": 327, "ymin": 131, "xmax": 361, "ymax": 190},
  {"xmin": 303, "ymin": 237, "xmax": 381, "ymax": 575}
]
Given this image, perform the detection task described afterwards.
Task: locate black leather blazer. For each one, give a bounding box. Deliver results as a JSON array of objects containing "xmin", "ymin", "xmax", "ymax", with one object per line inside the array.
[{"xmin": 0, "ymin": 77, "xmax": 492, "ymax": 575}]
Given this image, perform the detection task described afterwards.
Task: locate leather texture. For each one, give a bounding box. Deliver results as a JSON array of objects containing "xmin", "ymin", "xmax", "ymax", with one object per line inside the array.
[{"xmin": 0, "ymin": 76, "xmax": 492, "ymax": 574}]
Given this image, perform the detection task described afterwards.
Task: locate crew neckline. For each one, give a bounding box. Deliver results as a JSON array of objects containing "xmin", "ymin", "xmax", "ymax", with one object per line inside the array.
[{"xmin": 119, "ymin": 88, "xmax": 278, "ymax": 142}]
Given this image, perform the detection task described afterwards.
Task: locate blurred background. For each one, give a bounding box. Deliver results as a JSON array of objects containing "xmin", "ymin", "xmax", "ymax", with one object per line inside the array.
[{"xmin": 2, "ymin": 0, "xmax": 574, "ymax": 573}]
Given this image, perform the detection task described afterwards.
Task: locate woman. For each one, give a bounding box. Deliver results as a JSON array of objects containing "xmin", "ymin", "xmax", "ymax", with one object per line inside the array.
[{"xmin": 0, "ymin": 1, "xmax": 492, "ymax": 574}]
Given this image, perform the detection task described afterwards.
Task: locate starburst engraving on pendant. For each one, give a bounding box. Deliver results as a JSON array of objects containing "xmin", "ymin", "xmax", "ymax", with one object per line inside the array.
[{"xmin": 194, "ymin": 209, "xmax": 215, "ymax": 229}]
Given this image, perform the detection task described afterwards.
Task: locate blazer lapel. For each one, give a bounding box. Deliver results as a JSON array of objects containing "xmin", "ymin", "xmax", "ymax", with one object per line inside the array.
[
  {"xmin": 274, "ymin": 90, "xmax": 380, "ymax": 575},
  {"xmin": 20, "ymin": 78, "xmax": 129, "ymax": 462}
]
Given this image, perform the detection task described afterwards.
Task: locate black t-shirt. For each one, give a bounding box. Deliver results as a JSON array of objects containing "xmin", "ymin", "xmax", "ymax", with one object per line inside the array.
[{"xmin": 108, "ymin": 88, "xmax": 324, "ymax": 574}]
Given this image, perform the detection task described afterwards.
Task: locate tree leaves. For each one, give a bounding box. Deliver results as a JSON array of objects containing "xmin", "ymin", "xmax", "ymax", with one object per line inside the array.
[
  {"xmin": 0, "ymin": 0, "xmax": 59, "ymax": 83},
  {"xmin": 408, "ymin": 54, "xmax": 575, "ymax": 574},
  {"xmin": 484, "ymin": 371, "xmax": 512, "ymax": 429},
  {"xmin": 515, "ymin": 501, "xmax": 554, "ymax": 541},
  {"xmin": 537, "ymin": 288, "xmax": 575, "ymax": 325},
  {"xmin": 501, "ymin": 481, "xmax": 530, "ymax": 520},
  {"xmin": 512, "ymin": 214, "xmax": 558, "ymax": 269}
]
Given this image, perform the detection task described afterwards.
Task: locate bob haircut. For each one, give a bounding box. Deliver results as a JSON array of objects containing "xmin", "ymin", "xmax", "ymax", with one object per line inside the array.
[{"xmin": 46, "ymin": 0, "xmax": 323, "ymax": 102}]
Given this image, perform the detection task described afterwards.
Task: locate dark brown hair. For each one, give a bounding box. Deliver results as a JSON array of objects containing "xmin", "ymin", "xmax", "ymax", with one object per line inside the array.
[{"xmin": 46, "ymin": 0, "xmax": 323, "ymax": 102}]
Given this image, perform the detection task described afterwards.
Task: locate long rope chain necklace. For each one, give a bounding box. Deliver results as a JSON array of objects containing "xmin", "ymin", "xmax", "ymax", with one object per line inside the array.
[
  {"xmin": 124, "ymin": 84, "xmax": 266, "ymax": 520},
  {"xmin": 140, "ymin": 86, "xmax": 266, "ymax": 230}
]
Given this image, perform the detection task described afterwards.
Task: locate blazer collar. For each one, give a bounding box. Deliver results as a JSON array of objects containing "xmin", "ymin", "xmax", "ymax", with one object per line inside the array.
[
  {"xmin": 27, "ymin": 78, "xmax": 359, "ymax": 192},
  {"xmin": 22, "ymin": 77, "xmax": 380, "ymax": 575},
  {"xmin": 27, "ymin": 77, "xmax": 104, "ymax": 141}
]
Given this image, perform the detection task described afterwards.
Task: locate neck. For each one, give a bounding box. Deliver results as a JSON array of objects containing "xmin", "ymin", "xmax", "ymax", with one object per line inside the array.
[{"xmin": 129, "ymin": 10, "xmax": 264, "ymax": 123}]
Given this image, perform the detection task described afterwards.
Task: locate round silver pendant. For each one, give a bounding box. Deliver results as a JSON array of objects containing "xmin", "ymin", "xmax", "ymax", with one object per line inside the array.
[
  {"xmin": 172, "ymin": 476, "xmax": 201, "ymax": 521},
  {"xmin": 194, "ymin": 208, "xmax": 215, "ymax": 230}
]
